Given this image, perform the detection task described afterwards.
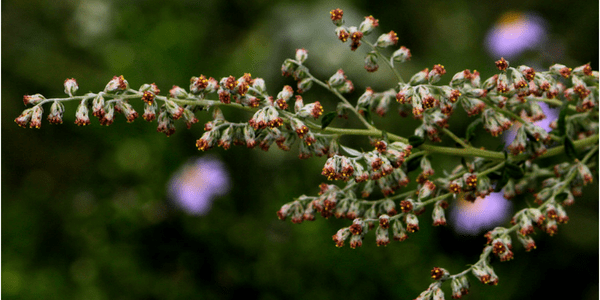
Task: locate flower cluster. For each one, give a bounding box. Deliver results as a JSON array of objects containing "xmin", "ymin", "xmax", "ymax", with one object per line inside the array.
[{"xmin": 15, "ymin": 8, "xmax": 598, "ymax": 300}]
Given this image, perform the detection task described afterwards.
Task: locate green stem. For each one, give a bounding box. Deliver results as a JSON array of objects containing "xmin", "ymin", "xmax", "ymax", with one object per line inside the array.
[
  {"xmin": 307, "ymin": 71, "xmax": 376, "ymax": 130},
  {"xmin": 364, "ymin": 40, "xmax": 405, "ymax": 84},
  {"xmin": 442, "ymin": 127, "xmax": 469, "ymax": 148}
]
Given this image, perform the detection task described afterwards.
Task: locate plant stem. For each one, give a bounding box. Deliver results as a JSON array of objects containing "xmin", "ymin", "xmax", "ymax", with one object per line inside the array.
[{"xmin": 364, "ymin": 40, "xmax": 405, "ymax": 84}]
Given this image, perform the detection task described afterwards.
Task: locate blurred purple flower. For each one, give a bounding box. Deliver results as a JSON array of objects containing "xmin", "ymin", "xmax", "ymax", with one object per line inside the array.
[
  {"xmin": 503, "ymin": 102, "xmax": 558, "ymax": 143},
  {"xmin": 449, "ymin": 193, "xmax": 512, "ymax": 236},
  {"xmin": 168, "ymin": 156, "xmax": 230, "ymax": 215},
  {"xmin": 451, "ymin": 103, "xmax": 558, "ymax": 235},
  {"xmin": 485, "ymin": 12, "xmax": 547, "ymax": 59}
]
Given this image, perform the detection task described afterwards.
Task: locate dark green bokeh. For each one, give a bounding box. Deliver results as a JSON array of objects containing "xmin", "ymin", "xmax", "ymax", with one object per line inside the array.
[{"xmin": 2, "ymin": 1, "xmax": 598, "ymax": 299}]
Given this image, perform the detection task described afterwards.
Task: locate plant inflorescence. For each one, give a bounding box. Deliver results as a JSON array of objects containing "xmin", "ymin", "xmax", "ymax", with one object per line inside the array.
[{"xmin": 15, "ymin": 8, "xmax": 598, "ymax": 299}]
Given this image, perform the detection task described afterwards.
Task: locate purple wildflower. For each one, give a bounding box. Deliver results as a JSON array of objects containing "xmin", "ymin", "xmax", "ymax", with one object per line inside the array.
[
  {"xmin": 485, "ymin": 12, "xmax": 547, "ymax": 59},
  {"xmin": 449, "ymin": 193, "xmax": 512, "ymax": 236},
  {"xmin": 168, "ymin": 156, "xmax": 230, "ymax": 215}
]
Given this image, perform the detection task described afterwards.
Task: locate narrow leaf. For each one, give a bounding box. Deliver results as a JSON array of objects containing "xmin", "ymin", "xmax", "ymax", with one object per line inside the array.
[
  {"xmin": 408, "ymin": 135, "xmax": 425, "ymax": 148},
  {"xmin": 340, "ymin": 145, "xmax": 363, "ymax": 157},
  {"xmin": 465, "ymin": 119, "xmax": 483, "ymax": 142},
  {"xmin": 557, "ymin": 101, "xmax": 568, "ymax": 136},
  {"xmin": 564, "ymin": 136, "xmax": 577, "ymax": 160},
  {"xmin": 505, "ymin": 162, "xmax": 524, "ymax": 179},
  {"xmin": 406, "ymin": 156, "xmax": 421, "ymax": 174},
  {"xmin": 321, "ymin": 112, "xmax": 336, "ymax": 130},
  {"xmin": 494, "ymin": 171, "xmax": 509, "ymax": 192}
]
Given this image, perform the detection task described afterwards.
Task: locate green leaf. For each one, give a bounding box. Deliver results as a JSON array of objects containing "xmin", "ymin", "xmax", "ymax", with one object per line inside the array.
[
  {"xmin": 557, "ymin": 101, "xmax": 569, "ymax": 136},
  {"xmin": 564, "ymin": 136, "xmax": 577, "ymax": 160},
  {"xmin": 408, "ymin": 135, "xmax": 425, "ymax": 148},
  {"xmin": 465, "ymin": 119, "xmax": 483, "ymax": 142},
  {"xmin": 406, "ymin": 156, "xmax": 421, "ymax": 174},
  {"xmin": 340, "ymin": 145, "xmax": 363, "ymax": 157},
  {"xmin": 494, "ymin": 171, "xmax": 509, "ymax": 192},
  {"xmin": 504, "ymin": 162, "xmax": 524, "ymax": 179},
  {"xmin": 555, "ymin": 192, "xmax": 568, "ymax": 202},
  {"xmin": 321, "ymin": 112, "xmax": 336, "ymax": 130}
]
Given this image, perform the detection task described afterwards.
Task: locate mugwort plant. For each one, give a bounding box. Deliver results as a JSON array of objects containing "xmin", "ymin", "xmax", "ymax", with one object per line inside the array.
[{"xmin": 15, "ymin": 8, "xmax": 598, "ymax": 299}]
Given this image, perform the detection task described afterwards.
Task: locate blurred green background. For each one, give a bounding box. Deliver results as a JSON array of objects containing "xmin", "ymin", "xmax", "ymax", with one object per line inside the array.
[{"xmin": 2, "ymin": 0, "xmax": 598, "ymax": 299}]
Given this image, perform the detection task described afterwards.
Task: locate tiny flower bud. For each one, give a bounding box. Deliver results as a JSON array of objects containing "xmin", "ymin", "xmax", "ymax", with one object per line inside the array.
[
  {"xmin": 23, "ymin": 94, "xmax": 45, "ymax": 106},
  {"xmin": 572, "ymin": 63, "xmax": 593, "ymax": 76},
  {"xmin": 169, "ymin": 85, "xmax": 188, "ymax": 99},
  {"xmin": 99, "ymin": 103, "xmax": 115, "ymax": 126},
  {"xmin": 375, "ymin": 225, "xmax": 390, "ymax": 247},
  {"xmin": 141, "ymin": 91, "xmax": 156, "ymax": 105},
  {"xmin": 431, "ymin": 267, "xmax": 449, "ymax": 281},
  {"xmin": 295, "ymin": 48, "xmax": 308, "ymax": 64},
  {"xmin": 164, "ymin": 99, "xmax": 184, "ymax": 120},
  {"xmin": 428, "ymin": 64, "xmax": 446, "ymax": 84},
  {"xmin": 549, "ymin": 63, "xmax": 571, "ymax": 78},
  {"xmin": 409, "ymin": 68, "xmax": 429, "ymax": 85},
  {"xmin": 182, "ymin": 108, "xmax": 199, "ymax": 129},
  {"xmin": 156, "ymin": 109, "xmax": 176, "ymax": 136},
  {"xmin": 405, "ymin": 213, "xmax": 419, "ymax": 233},
  {"xmin": 379, "ymin": 214, "xmax": 390, "ymax": 229},
  {"xmin": 15, "ymin": 107, "xmax": 34, "ymax": 128},
  {"xmin": 364, "ymin": 51, "xmax": 379, "ymax": 72},
  {"xmin": 349, "ymin": 234, "xmax": 363, "ymax": 249},
  {"xmin": 297, "ymin": 78, "xmax": 313, "ymax": 93},
  {"xmin": 92, "ymin": 93, "xmax": 106, "ymax": 118},
  {"xmin": 328, "ymin": 69, "xmax": 347, "ymax": 87},
  {"xmin": 335, "ymin": 27, "xmax": 350, "ymax": 42},
  {"xmin": 517, "ymin": 233, "xmax": 536, "ymax": 252},
  {"xmin": 495, "ymin": 57, "xmax": 508, "ymax": 71},
  {"xmin": 391, "ymin": 46, "xmax": 411, "ymax": 63},
  {"xmin": 432, "ymin": 201, "xmax": 447, "ymax": 226},
  {"xmin": 142, "ymin": 101, "xmax": 157, "ymax": 122},
  {"xmin": 63, "ymin": 78, "xmax": 79, "ymax": 96},
  {"xmin": 330, "ymin": 8, "xmax": 344, "ymax": 26},
  {"xmin": 376, "ymin": 30, "xmax": 398, "ymax": 48},
  {"xmin": 418, "ymin": 180, "xmax": 435, "ymax": 200},
  {"xmin": 281, "ymin": 58, "xmax": 297, "ymax": 77},
  {"xmin": 47, "ymin": 101, "xmax": 65, "ymax": 124},
  {"xmin": 348, "ymin": 27, "xmax": 363, "ymax": 51},
  {"xmin": 104, "ymin": 75, "xmax": 128, "ymax": 93},
  {"xmin": 24, "ymin": 105, "xmax": 43, "ymax": 129},
  {"xmin": 115, "ymin": 100, "xmax": 138, "ymax": 123},
  {"xmin": 359, "ymin": 15, "xmax": 379, "ymax": 35},
  {"xmin": 337, "ymin": 79, "xmax": 354, "ymax": 94},
  {"xmin": 332, "ymin": 227, "xmax": 351, "ymax": 247},
  {"xmin": 75, "ymin": 100, "xmax": 91, "ymax": 126},
  {"xmin": 576, "ymin": 162, "xmax": 594, "ymax": 185},
  {"xmin": 190, "ymin": 75, "xmax": 209, "ymax": 94}
]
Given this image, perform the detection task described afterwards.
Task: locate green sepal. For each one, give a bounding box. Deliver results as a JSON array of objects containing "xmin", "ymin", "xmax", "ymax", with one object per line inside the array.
[{"xmin": 321, "ymin": 112, "xmax": 336, "ymax": 130}]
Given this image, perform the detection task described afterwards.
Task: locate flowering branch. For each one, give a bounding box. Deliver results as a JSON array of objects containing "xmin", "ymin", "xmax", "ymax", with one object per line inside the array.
[{"xmin": 15, "ymin": 7, "xmax": 598, "ymax": 300}]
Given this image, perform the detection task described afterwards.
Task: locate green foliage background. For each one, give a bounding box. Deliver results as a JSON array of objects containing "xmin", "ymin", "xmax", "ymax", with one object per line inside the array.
[{"xmin": 2, "ymin": 0, "xmax": 598, "ymax": 299}]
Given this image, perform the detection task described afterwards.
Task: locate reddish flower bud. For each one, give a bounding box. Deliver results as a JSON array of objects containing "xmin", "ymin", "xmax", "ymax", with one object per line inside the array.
[
  {"xmin": 330, "ymin": 8, "xmax": 344, "ymax": 26},
  {"xmin": 495, "ymin": 57, "xmax": 508, "ymax": 71}
]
